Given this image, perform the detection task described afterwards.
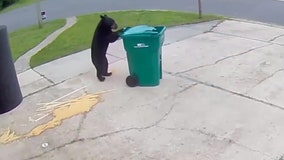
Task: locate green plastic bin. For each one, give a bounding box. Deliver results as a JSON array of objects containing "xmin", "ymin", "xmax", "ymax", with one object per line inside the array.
[{"xmin": 121, "ymin": 25, "xmax": 166, "ymax": 87}]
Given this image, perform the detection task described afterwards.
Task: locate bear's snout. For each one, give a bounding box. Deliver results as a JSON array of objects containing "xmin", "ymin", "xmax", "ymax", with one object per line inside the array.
[{"xmin": 111, "ymin": 23, "xmax": 118, "ymax": 30}]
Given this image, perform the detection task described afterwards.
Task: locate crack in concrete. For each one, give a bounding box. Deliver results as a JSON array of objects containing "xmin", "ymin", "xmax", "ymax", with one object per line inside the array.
[
  {"xmin": 211, "ymin": 32, "xmax": 284, "ymax": 49},
  {"xmin": 207, "ymin": 19, "xmax": 225, "ymax": 32},
  {"xmin": 32, "ymin": 69, "xmax": 54, "ymax": 84},
  {"xmin": 245, "ymin": 68, "xmax": 284, "ymax": 95},
  {"xmin": 23, "ymin": 83, "xmax": 56, "ymax": 99},
  {"xmin": 74, "ymin": 87, "xmax": 89, "ymax": 139},
  {"xmin": 156, "ymin": 126, "xmax": 275, "ymax": 159},
  {"xmin": 25, "ymin": 83, "xmax": 197, "ymax": 160},
  {"xmin": 163, "ymin": 20, "xmax": 225, "ymax": 46},
  {"xmin": 22, "ymin": 80, "xmax": 66, "ymax": 99},
  {"xmin": 163, "ymin": 71, "xmax": 284, "ymax": 112},
  {"xmin": 211, "ymin": 31, "xmax": 284, "ymax": 45},
  {"xmin": 269, "ymin": 34, "xmax": 284, "ymax": 42},
  {"xmin": 194, "ymin": 129, "xmax": 275, "ymax": 159},
  {"xmin": 22, "ymin": 70, "xmax": 87, "ymax": 99},
  {"xmin": 214, "ymin": 44, "xmax": 271, "ymax": 64},
  {"xmin": 145, "ymin": 84, "xmax": 198, "ymax": 126},
  {"xmin": 75, "ymin": 113, "xmax": 87, "ymax": 140},
  {"xmin": 176, "ymin": 44, "xmax": 271, "ymax": 74},
  {"xmin": 179, "ymin": 75, "xmax": 284, "ymax": 111}
]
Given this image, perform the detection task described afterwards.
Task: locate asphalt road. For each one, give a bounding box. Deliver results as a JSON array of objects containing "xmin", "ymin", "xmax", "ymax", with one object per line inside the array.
[{"xmin": 1, "ymin": 0, "xmax": 284, "ymax": 32}]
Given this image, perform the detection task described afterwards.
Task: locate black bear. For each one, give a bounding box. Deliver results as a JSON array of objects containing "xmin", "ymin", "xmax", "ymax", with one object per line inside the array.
[{"xmin": 91, "ymin": 14, "xmax": 123, "ymax": 82}]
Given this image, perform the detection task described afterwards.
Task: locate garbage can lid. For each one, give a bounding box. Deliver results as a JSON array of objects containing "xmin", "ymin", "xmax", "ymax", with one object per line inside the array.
[{"xmin": 122, "ymin": 25, "xmax": 158, "ymax": 35}]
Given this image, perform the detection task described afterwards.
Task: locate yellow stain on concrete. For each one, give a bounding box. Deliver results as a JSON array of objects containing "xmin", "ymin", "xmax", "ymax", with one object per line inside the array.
[
  {"xmin": 0, "ymin": 93, "xmax": 101, "ymax": 144},
  {"xmin": 0, "ymin": 129, "xmax": 21, "ymax": 144}
]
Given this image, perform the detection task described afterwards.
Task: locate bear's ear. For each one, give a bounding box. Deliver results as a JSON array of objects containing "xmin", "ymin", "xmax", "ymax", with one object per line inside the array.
[{"xmin": 100, "ymin": 15, "xmax": 105, "ymax": 19}]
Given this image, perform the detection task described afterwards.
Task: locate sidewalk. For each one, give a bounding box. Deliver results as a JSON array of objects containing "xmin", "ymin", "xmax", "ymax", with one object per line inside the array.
[
  {"xmin": 2, "ymin": 19, "xmax": 284, "ymax": 160},
  {"xmin": 14, "ymin": 16, "xmax": 77, "ymax": 74}
]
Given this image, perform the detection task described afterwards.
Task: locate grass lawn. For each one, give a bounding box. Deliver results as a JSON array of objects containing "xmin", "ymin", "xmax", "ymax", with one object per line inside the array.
[
  {"xmin": 9, "ymin": 19, "xmax": 65, "ymax": 61},
  {"xmin": 0, "ymin": 0, "xmax": 36, "ymax": 14},
  {"xmin": 30, "ymin": 10, "xmax": 223, "ymax": 68}
]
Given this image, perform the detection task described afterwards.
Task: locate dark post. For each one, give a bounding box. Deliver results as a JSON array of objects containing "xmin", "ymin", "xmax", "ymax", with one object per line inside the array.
[
  {"xmin": 36, "ymin": 0, "xmax": 43, "ymax": 28},
  {"xmin": 0, "ymin": 25, "xmax": 23, "ymax": 114},
  {"xmin": 198, "ymin": 0, "xmax": 202, "ymax": 19}
]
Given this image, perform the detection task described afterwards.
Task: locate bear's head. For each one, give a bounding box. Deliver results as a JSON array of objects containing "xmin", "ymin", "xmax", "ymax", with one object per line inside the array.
[{"xmin": 98, "ymin": 14, "xmax": 118, "ymax": 31}]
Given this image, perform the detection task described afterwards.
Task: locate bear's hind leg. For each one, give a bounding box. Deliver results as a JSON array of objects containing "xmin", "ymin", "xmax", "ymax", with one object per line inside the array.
[
  {"xmin": 96, "ymin": 63, "xmax": 105, "ymax": 81},
  {"xmin": 96, "ymin": 66, "xmax": 105, "ymax": 81},
  {"xmin": 91, "ymin": 56, "xmax": 106, "ymax": 82},
  {"xmin": 102, "ymin": 56, "xmax": 112, "ymax": 76},
  {"xmin": 97, "ymin": 72, "xmax": 105, "ymax": 82}
]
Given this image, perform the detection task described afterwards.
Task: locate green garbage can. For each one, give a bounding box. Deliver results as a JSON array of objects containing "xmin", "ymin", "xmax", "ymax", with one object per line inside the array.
[{"xmin": 121, "ymin": 25, "xmax": 166, "ymax": 87}]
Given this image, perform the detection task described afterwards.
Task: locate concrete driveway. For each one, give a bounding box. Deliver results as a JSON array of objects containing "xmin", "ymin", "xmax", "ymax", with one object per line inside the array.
[{"xmin": 1, "ymin": 19, "xmax": 284, "ymax": 160}]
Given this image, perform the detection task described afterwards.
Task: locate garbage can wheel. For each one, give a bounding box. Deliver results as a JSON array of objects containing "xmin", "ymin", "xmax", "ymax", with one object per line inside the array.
[{"xmin": 126, "ymin": 75, "xmax": 139, "ymax": 87}]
